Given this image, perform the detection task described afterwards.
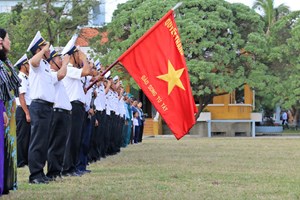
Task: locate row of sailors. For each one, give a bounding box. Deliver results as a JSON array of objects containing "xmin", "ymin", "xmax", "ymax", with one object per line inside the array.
[{"xmin": 15, "ymin": 31, "xmax": 142, "ymax": 184}]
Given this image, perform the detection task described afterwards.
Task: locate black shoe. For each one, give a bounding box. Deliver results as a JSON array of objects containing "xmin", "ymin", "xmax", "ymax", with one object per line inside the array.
[
  {"xmin": 61, "ymin": 172, "xmax": 68, "ymax": 177},
  {"xmin": 80, "ymin": 169, "xmax": 91, "ymax": 175},
  {"xmin": 2, "ymin": 189, "xmax": 9, "ymax": 195},
  {"xmin": 17, "ymin": 164, "xmax": 26, "ymax": 168},
  {"xmin": 73, "ymin": 172, "xmax": 81, "ymax": 176},
  {"xmin": 61, "ymin": 171, "xmax": 80, "ymax": 177},
  {"xmin": 29, "ymin": 178, "xmax": 49, "ymax": 184},
  {"xmin": 56, "ymin": 174, "xmax": 63, "ymax": 180},
  {"xmin": 43, "ymin": 176, "xmax": 51, "ymax": 182},
  {"xmin": 68, "ymin": 171, "xmax": 81, "ymax": 177},
  {"xmin": 51, "ymin": 174, "xmax": 63, "ymax": 181},
  {"xmin": 45, "ymin": 175, "xmax": 58, "ymax": 181},
  {"xmin": 76, "ymin": 170, "xmax": 85, "ymax": 176}
]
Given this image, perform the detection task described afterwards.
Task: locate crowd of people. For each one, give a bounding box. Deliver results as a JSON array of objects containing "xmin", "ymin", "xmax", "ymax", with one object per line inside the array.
[{"xmin": 0, "ymin": 29, "xmax": 145, "ymax": 195}]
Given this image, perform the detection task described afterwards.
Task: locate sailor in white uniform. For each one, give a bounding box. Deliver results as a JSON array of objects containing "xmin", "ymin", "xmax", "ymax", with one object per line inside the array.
[
  {"xmin": 90, "ymin": 60, "xmax": 109, "ymax": 160},
  {"xmin": 27, "ymin": 31, "xmax": 57, "ymax": 184},
  {"xmin": 46, "ymin": 45, "xmax": 71, "ymax": 180},
  {"xmin": 61, "ymin": 35, "xmax": 91, "ymax": 176},
  {"xmin": 15, "ymin": 54, "xmax": 31, "ymax": 168}
]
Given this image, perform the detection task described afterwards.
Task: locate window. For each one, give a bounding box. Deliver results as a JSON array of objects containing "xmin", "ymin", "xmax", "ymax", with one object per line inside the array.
[{"xmin": 235, "ymin": 87, "xmax": 244, "ymax": 104}]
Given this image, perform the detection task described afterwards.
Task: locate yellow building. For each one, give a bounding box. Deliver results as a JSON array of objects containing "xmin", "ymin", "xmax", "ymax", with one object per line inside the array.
[
  {"xmin": 143, "ymin": 84, "xmax": 262, "ymax": 137},
  {"xmin": 206, "ymin": 84, "xmax": 253, "ymax": 120}
]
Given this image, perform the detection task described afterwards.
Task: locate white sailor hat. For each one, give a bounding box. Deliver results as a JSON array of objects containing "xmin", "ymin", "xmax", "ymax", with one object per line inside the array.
[
  {"xmin": 89, "ymin": 58, "xmax": 95, "ymax": 67},
  {"xmin": 27, "ymin": 31, "xmax": 46, "ymax": 54},
  {"xmin": 86, "ymin": 54, "xmax": 92, "ymax": 62},
  {"xmin": 89, "ymin": 59, "xmax": 97, "ymax": 69},
  {"xmin": 94, "ymin": 59, "xmax": 101, "ymax": 71},
  {"xmin": 14, "ymin": 54, "xmax": 28, "ymax": 69},
  {"xmin": 61, "ymin": 35, "xmax": 78, "ymax": 55},
  {"xmin": 104, "ymin": 71, "xmax": 111, "ymax": 79},
  {"xmin": 113, "ymin": 75, "xmax": 119, "ymax": 83},
  {"xmin": 48, "ymin": 45, "xmax": 60, "ymax": 62}
]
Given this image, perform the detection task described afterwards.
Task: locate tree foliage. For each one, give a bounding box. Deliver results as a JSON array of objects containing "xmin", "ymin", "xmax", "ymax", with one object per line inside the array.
[
  {"xmin": 247, "ymin": 10, "xmax": 300, "ymax": 124},
  {"xmin": 252, "ymin": 0, "xmax": 290, "ymax": 34},
  {"xmin": 2, "ymin": 0, "xmax": 97, "ymax": 63},
  {"xmin": 91, "ymin": 0, "xmax": 268, "ymax": 116},
  {"xmin": 266, "ymin": 12, "xmax": 300, "ymax": 108}
]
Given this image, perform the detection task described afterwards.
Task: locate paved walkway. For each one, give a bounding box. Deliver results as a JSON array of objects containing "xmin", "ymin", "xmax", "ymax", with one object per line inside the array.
[{"xmin": 144, "ymin": 134, "xmax": 300, "ymax": 139}]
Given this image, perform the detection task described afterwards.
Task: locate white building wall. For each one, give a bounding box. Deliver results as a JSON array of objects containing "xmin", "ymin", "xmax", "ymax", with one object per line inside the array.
[
  {"xmin": 103, "ymin": 0, "xmax": 128, "ymax": 24},
  {"xmin": 0, "ymin": 0, "xmax": 128, "ymax": 25},
  {"xmin": 0, "ymin": 0, "xmax": 23, "ymax": 13}
]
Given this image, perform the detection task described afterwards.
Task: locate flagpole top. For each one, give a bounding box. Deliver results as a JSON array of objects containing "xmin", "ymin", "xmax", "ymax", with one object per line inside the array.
[{"xmin": 172, "ymin": 2, "xmax": 183, "ymax": 11}]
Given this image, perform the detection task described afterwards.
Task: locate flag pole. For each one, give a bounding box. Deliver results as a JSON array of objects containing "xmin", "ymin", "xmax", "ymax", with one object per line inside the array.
[
  {"xmin": 172, "ymin": 2, "xmax": 182, "ymax": 11},
  {"xmin": 85, "ymin": 59, "xmax": 119, "ymax": 92}
]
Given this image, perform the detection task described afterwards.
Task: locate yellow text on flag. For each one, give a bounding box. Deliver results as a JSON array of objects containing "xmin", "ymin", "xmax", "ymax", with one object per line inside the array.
[{"xmin": 164, "ymin": 18, "xmax": 184, "ymax": 56}]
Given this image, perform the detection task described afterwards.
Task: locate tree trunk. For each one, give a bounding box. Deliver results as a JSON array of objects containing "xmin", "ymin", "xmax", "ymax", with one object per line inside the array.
[
  {"xmin": 194, "ymin": 92, "xmax": 229, "ymax": 121},
  {"xmin": 194, "ymin": 95, "xmax": 214, "ymax": 120},
  {"xmin": 46, "ymin": 0, "xmax": 54, "ymax": 45},
  {"xmin": 294, "ymin": 110, "xmax": 299, "ymax": 126},
  {"xmin": 290, "ymin": 106, "xmax": 299, "ymax": 125},
  {"xmin": 195, "ymin": 97, "xmax": 204, "ymax": 120}
]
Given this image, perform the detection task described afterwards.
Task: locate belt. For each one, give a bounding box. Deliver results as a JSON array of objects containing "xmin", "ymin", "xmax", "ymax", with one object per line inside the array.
[
  {"xmin": 53, "ymin": 108, "xmax": 72, "ymax": 115},
  {"xmin": 71, "ymin": 100, "xmax": 84, "ymax": 107},
  {"xmin": 96, "ymin": 110, "xmax": 104, "ymax": 114},
  {"xmin": 17, "ymin": 105, "xmax": 30, "ymax": 108},
  {"xmin": 32, "ymin": 99, "xmax": 54, "ymax": 107}
]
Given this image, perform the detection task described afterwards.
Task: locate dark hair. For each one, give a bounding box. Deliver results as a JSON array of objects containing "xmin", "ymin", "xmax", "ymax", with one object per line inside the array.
[
  {"xmin": 0, "ymin": 28, "xmax": 6, "ymax": 40},
  {"xmin": 0, "ymin": 28, "xmax": 8, "ymax": 61}
]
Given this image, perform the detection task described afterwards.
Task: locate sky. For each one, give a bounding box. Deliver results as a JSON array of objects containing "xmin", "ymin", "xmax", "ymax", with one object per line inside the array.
[
  {"xmin": 226, "ymin": 0, "xmax": 300, "ymax": 11},
  {"xmin": 104, "ymin": 0, "xmax": 300, "ymax": 24}
]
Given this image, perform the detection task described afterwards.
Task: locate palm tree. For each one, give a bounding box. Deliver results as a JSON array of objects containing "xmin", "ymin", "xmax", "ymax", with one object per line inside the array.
[{"xmin": 252, "ymin": 0, "xmax": 290, "ymax": 34}]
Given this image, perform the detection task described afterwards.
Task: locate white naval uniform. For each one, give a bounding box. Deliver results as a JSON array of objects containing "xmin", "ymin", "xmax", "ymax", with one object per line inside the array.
[
  {"xmin": 61, "ymin": 64, "xmax": 87, "ymax": 174},
  {"xmin": 82, "ymin": 76, "xmax": 93, "ymax": 112},
  {"xmin": 51, "ymin": 71, "xmax": 72, "ymax": 111},
  {"xmin": 28, "ymin": 58, "xmax": 57, "ymax": 181},
  {"xmin": 94, "ymin": 82, "xmax": 106, "ymax": 112},
  {"xmin": 29, "ymin": 59, "xmax": 57, "ymax": 102},
  {"xmin": 111, "ymin": 91, "xmax": 119, "ymax": 115},
  {"xmin": 15, "ymin": 71, "xmax": 31, "ymax": 168},
  {"xmin": 105, "ymin": 89, "xmax": 114, "ymax": 115},
  {"xmin": 118, "ymin": 97, "xmax": 126, "ymax": 119},
  {"xmin": 63, "ymin": 64, "xmax": 85, "ymax": 103},
  {"xmin": 47, "ymin": 70, "xmax": 72, "ymax": 178},
  {"xmin": 16, "ymin": 71, "xmax": 32, "ymax": 106}
]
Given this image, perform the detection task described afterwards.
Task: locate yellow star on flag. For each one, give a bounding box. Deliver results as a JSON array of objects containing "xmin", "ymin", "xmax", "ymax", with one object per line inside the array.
[{"xmin": 157, "ymin": 60, "xmax": 186, "ymax": 95}]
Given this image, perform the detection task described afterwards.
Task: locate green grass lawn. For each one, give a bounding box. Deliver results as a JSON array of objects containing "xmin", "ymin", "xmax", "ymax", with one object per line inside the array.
[
  {"xmin": 282, "ymin": 128, "xmax": 300, "ymax": 135},
  {"xmin": 3, "ymin": 137, "xmax": 300, "ymax": 200}
]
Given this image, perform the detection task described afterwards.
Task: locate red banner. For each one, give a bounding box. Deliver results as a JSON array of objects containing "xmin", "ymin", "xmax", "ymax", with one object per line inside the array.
[{"xmin": 118, "ymin": 10, "xmax": 197, "ymax": 139}]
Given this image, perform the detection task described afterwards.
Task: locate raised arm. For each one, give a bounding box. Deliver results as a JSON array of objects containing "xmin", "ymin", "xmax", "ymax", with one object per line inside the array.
[
  {"xmin": 78, "ymin": 51, "xmax": 91, "ymax": 77},
  {"xmin": 105, "ymin": 80, "xmax": 112, "ymax": 94},
  {"xmin": 30, "ymin": 42, "xmax": 50, "ymax": 68},
  {"xmin": 56, "ymin": 54, "xmax": 70, "ymax": 81}
]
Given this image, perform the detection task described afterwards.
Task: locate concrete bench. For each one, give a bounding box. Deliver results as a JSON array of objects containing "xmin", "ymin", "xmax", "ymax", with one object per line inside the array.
[{"xmin": 255, "ymin": 126, "xmax": 283, "ymax": 133}]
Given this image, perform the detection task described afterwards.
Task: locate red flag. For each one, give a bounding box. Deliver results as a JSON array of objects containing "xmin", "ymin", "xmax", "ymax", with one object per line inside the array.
[{"xmin": 118, "ymin": 10, "xmax": 197, "ymax": 140}]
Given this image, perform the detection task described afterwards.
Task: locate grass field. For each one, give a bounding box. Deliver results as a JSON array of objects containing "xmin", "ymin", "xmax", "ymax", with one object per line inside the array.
[
  {"xmin": 282, "ymin": 129, "xmax": 300, "ymax": 135},
  {"xmin": 3, "ymin": 136, "xmax": 300, "ymax": 200}
]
